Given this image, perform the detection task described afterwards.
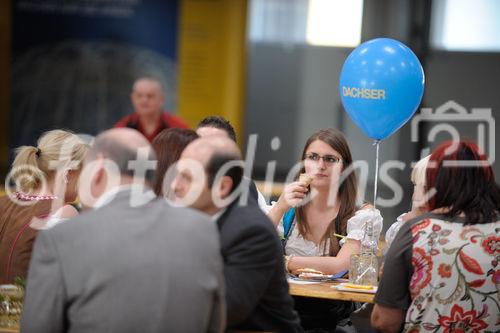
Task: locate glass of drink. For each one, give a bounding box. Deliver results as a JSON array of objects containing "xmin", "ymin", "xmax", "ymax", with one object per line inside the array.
[
  {"xmin": 349, "ymin": 254, "xmax": 360, "ymax": 284},
  {"xmin": 356, "ymin": 254, "xmax": 379, "ymax": 286},
  {"xmin": 0, "ymin": 284, "xmax": 24, "ymax": 328}
]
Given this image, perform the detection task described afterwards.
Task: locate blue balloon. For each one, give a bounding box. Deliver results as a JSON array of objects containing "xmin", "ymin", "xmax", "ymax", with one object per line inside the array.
[{"xmin": 339, "ymin": 38, "xmax": 425, "ymax": 140}]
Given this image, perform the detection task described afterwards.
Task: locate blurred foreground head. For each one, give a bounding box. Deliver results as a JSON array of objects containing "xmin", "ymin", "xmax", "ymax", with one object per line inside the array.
[
  {"xmin": 171, "ymin": 136, "xmax": 243, "ymax": 214},
  {"xmin": 79, "ymin": 128, "xmax": 156, "ymax": 208}
]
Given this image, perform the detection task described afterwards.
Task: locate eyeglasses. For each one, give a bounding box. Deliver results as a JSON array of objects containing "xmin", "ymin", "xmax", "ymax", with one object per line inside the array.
[{"xmin": 305, "ymin": 153, "xmax": 342, "ymax": 165}]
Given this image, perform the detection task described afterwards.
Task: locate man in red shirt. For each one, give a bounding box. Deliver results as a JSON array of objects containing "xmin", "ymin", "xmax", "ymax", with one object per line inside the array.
[{"xmin": 114, "ymin": 77, "xmax": 189, "ymax": 142}]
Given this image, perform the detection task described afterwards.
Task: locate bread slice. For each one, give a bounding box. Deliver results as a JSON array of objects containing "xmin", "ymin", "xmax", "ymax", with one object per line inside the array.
[
  {"xmin": 296, "ymin": 267, "xmax": 327, "ymax": 279},
  {"xmin": 296, "ymin": 268, "xmax": 324, "ymax": 275}
]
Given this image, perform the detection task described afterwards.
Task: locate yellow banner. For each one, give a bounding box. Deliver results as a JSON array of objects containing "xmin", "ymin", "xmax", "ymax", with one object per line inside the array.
[{"xmin": 178, "ymin": 0, "xmax": 247, "ymax": 143}]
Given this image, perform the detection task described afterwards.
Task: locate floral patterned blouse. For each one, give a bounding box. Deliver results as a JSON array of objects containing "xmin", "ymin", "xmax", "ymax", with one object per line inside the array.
[{"xmin": 375, "ymin": 212, "xmax": 500, "ymax": 333}]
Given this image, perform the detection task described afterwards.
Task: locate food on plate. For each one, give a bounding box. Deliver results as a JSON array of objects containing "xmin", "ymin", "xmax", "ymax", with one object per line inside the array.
[
  {"xmin": 341, "ymin": 283, "xmax": 375, "ymax": 290},
  {"xmin": 296, "ymin": 268, "xmax": 324, "ymax": 275},
  {"xmin": 296, "ymin": 268, "xmax": 327, "ymax": 279}
]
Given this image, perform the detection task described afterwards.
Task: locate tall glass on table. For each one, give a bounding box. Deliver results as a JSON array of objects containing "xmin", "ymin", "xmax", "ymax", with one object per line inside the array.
[
  {"xmin": 0, "ymin": 284, "xmax": 24, "ymax": 329},
  {"xmin": 349, "ymin": 221, "xmax": 379, "ymax": 286}
]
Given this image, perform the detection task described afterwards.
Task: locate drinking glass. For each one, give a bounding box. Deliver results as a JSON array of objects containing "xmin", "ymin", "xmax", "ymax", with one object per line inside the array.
[{"xmin": 0, "ymin": 285, "xmax": 24, "ymax": 328}]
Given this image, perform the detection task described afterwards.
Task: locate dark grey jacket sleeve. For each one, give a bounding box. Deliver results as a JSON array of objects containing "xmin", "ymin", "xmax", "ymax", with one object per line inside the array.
[
  {"xmin": 224, "ymin": 224, "xmax": 277, "ymax": 326},
  {"xmin": 21, "ymin": 231, "xmax": 66, "ymax": 333}
]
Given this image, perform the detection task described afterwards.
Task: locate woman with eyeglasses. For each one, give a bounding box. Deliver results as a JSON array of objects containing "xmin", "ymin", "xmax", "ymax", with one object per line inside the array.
[
  {"xmin": 268, "ymin": 128, "xmax": 382, "ymax": 275},
  {"xmin": 267, "ymin": 128, "xmax": 382, "ymax": 331}
]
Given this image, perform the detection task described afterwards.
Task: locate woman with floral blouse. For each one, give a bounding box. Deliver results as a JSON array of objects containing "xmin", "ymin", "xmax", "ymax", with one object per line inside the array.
[{"xmin": 372, "ymin": 141, "xmax": 500, "ymax": 333}]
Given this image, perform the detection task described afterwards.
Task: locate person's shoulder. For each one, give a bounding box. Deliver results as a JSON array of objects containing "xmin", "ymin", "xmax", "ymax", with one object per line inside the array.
[
  {"xmin": 46, "ymin": 206, "xmax": 95, "ymax": 233},
  {"xmin": 161, "ymin": 112, "xmax": 189, "ymax": 128},
  {"xmin": 229, "ymin": 198, "xmax": 268, "ymax": 218},
  {"xmin": 404, "ymin": 212, "xmax": 435, "ymax": 231},
  {"xmin": 43, "ymin": 200, "xmax": 210, "ymax": 248},
  {"xmin": 154, "ymin": 199, "xmax": 212, "ymax": 224},
  {"xmin": 113, "ymin": 113, "xmax": 136, "ymax": 127},
  {"xmin": 48, "ymin": 199, "xmax": 124, "ymax": 230},
  {"xmin": 223, "ymin": 199, "xmax": 275, "ymax": 232},
  {"xmin": 56, "ymin": 204, "xmax": 78, "ymax": 219},
  {"xmin": 150, "ymin": 200, "xmax": 220, "ymax": 248},
  {"xmin": 389, "ymin": 212, "xmax": 436, "ymax": 244}
]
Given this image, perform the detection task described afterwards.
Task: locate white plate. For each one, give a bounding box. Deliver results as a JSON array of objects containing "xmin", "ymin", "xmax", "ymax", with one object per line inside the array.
[
  {"xmin": 0, "ymin": 284, "xmax": 18, "ymax": 290},
  {"xmin": 287, "ymin": 277, "xmax": 322, "ymax": 285}
]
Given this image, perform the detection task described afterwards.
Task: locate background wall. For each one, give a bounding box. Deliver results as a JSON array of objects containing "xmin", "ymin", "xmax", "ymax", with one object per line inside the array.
[
  {"xmin": 0, "ymin": 0, "xmax": 11, "ymax": 176},
  {"xmin": 2, "ymin": 0, "xmax": 499, "ymax": 231},
  {"xmin": 9, "ymin": 0, "xmax": 179, "ymax": 157},
  {"xmin": 244, "ymin": 0, "xmax": 499, "ymax": 230}
]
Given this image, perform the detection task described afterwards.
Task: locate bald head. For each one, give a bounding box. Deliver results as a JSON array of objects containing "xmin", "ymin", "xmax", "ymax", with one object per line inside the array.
[
  {"xmin": 98, "ymin": 128, "xmax": 150, "ymax": 148},
  {"xmin": 175, "ymin": 136, "xmax": 243, "ymax": 206},
  {"xmin": 132, "ymin": 77, "xmax": 163, "ymax": 93},
  {"xmin": 89, "ymin": 128, "xmax": 156, "ymax": 183}
]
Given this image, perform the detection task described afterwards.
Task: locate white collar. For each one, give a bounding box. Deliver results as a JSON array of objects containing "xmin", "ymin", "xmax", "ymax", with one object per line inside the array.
[{"xmin": 93, "ymin": 184, "xmax": 135, "ymax": 209}]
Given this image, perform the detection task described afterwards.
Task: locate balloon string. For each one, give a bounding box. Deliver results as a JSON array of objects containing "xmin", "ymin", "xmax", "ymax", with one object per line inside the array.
[{"xmin": 373, "ymin": 140, "xmax": 381, "ymax": 209}]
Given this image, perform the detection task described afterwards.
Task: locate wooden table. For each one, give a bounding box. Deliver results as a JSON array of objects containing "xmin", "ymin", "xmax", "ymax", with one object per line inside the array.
[
  {"xmin": 1, "ymin": 281, "xmax": 373, "ymax": 333},
  {"xmin": 289, "ymin": 281, "xmax": 375, "ymax": 303},
  {"xmin": 0, "ymin": 328, "xmax": 19, "ymax": 333}
]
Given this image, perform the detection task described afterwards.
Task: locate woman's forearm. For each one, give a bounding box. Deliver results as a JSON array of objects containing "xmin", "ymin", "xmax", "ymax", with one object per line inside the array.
[
  {"xmin": 267, "ymin": 200, "xmax": 289, "ymax": 226},
  {"xmin": 288, "ymin": 256, "xmax": 349, "ymax": 275},
  {"xmin": 287, "ymin": 239, "xmax": 361, "ymax": 275}
]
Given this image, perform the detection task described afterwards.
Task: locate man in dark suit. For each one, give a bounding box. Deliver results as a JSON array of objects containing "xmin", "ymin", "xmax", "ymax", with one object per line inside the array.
[
  {"xmin": 21, "ymin": 128, "xmax": 225, "ymax": 333},
  {"xmin": 171, "ymin": 136, "xmax": 302, "ymax": 332},
  {"xmin": 195, "ymin": 115, "xmax": 270, "ymax": 212}
]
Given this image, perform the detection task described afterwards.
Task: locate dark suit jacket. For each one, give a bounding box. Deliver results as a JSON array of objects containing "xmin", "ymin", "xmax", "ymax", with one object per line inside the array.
[
  {"xmin": 21, "ymin": 191, "xmax": 225, "ymax": 333},
  {"xmin": 217, "ymin": 196, "xmax": 302, "ymax": 332}
]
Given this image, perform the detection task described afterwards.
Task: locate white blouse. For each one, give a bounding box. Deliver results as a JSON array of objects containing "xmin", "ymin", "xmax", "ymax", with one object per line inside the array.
[
  {"xmin": 382, "ymin": 213, "xmax": 406, "ymax": 255},
  {"xmin": 278, "ymin": 208, "xmax": 383, "ymax": 256}
]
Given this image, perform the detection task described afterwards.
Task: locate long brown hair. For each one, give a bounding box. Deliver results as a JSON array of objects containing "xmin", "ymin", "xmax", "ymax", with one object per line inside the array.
[
  {"xmin": 296, "ymin": 128, "xmax": 357, "ymax": 256},
  {"xmin": 152, "ymin": 128, "xmax": 198, "ymax": 196}
]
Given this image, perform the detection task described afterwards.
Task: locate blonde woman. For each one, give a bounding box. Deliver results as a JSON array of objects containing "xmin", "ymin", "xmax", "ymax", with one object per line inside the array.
[
  {"xmin": 0, "ymin": 130, "xmax": 88, "ymax": 283},
  {"xmin": 383, "ymin": 155, "xmax": 430, "ymax": 254}
]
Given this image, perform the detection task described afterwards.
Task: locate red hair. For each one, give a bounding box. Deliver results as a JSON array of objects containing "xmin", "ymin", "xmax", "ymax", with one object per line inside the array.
[{"xmin": 426, "ymin": 140, "xmax": 499, "ymax": 224}]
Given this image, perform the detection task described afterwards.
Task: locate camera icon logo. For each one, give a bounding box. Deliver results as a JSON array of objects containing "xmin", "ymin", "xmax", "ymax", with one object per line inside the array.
[{"xmin": 411, "ymin": 100, "xmax": 495, "ymax": 167}]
